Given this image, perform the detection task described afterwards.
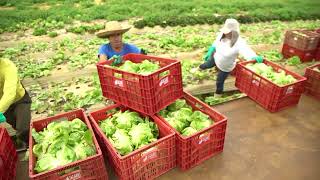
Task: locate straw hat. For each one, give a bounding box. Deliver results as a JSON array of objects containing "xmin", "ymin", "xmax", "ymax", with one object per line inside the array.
[
  {"xmin": 96, "ymin": 21, "xmax": 131, "ymax": 38},
  {"xmin": 220, "ymin": 18, "xmax": 240, "ymax": 34}
]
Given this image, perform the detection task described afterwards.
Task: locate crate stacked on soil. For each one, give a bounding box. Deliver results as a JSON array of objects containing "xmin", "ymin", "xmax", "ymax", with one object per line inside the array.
[
  {"xmin": 28, "ymin": 109, "xmax": 108, "ymax": 180},
  {"xmin": 88, "ymin": 104, "xmax": 176, "ymax": 179},
  {"xmin": 96, "ymin": 53, "xmax": 183, "ymax": 115},
  {"xmin": 156, "ymin": 92, "xmax": 227, "ymax": 170},
  {"xmin": 282, "ymin": 30, "xmax": 320, "ymax": 62},
  {"xmin": 304, "ymin": 64, "xmax": 320, "ymax": 100},
  {"xmin": 0, "ymin": 128, "xmax": 17, "ymax": 180},
  {"xmin": 235, "ymin": 60, "xmax": 307, "ymax": 112}
]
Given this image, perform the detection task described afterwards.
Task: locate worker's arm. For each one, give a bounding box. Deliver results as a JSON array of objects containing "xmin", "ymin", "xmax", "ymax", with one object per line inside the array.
[
  {"xmin": 238, "ymin": 39, "xmax": 257, "ymax": 61},
  {"xmin": 98, "ymin": 44, "xmax": 108, "ymax": 63},
  {"xmin": 99, "ymin": 54, "xmax": 108, "ymax": 63},
  {"xmin": 203, "ymin": 33, "xmax": 222, "ymax": 62},
  {"xmin": 0, "ymin": 65, "xmax": 18, "ymax": 113}
]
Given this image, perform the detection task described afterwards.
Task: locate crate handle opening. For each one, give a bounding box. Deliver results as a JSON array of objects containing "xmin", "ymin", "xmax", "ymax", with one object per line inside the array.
[
  {"xmin": 191, "ymin": 130, "xmax": 214, "ymax": 149},
  {"xmin": 134, "ymin": 146, "xmax": 159, "ymax": 167},
  {"xmin": 113, "ymin": 72, "xmax": 122, "ymax": 79},
  {"xmin": 159, "ymin": 70, "xmax": 170, "ymax": 78},
  {"xmin": 58, "ymin": 166, "xmax": 81, "ymax": 179}
]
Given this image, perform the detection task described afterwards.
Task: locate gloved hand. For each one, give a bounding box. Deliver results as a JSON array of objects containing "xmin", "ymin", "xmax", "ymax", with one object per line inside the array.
[
  {"xmin": 204, "ymin": 46, "xmax": 216, "ymax": 62},
  {"xmin": 0, "ymin": 112, "xmax": 6, "ymax": 123},
  {"xmin": 252, "ymin": 56, "xmax": 263, "ymax": 63},
  {"xmin": 109, "ymin": 55, "xmax": 123, "ymax": 66}
]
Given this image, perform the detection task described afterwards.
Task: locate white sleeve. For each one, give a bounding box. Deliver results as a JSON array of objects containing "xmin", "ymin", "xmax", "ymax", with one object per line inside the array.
[{"xmin": 238, "ymin": 39, "xmax": 257, "ymax": 60}]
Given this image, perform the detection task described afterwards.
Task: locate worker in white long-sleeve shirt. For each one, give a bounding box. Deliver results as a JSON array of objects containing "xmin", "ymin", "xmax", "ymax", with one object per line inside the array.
[{"xmin": 199, "ymin": 18, "xmax": 263, "ymax": 98}]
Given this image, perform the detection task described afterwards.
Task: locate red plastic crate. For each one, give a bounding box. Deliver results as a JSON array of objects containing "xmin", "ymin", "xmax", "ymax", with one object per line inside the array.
[
  {"xmin": 156, "ymin": 92, "xmax": 227, "ymax": 170},
  {"xmin": 304, "ymin": 63, "xmax": 320, "ymax": 100},
  {"xmin": 230, "ymin": 68, "xmax": 236, "ymax": 76},
  {"xmin": 284, "ymin": 30, "xmax": 320, "ymax": 51},
  {"xmin": 230, "ymin": 59, "xmax": 244, "ymax": 76},
  {"xmin": 28, "ymin": 109, "xmax": 108, "ymax": 180},
  {"xmin": 96, "ymin": 53, "xmax": 183, "ymax": 115},
  {"xmin": 282, "ymin": 43, "xmax": 317, "ymax": 62},
  {"xmin": 235, "ymin": 60, "xmax": 307, "ymax": 112},
  {"xmin": 0, "ymin": 127, "xmax": 17, "ymax": 180},
  {"xmin": 88, "ymin": 105, "xmax": 176, "ymax": 180},
  {"xmin": 316, "ymin": 49, "xmax": 320, "ymax": 60}
]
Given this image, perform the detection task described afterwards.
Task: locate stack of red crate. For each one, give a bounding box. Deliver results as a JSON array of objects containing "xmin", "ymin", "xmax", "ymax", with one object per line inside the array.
[
  {"xmin": 94, "ymin": 53, "xmax": 228, "ymax": 174},
  {"xmin": 89, "ymin": 104, "xmax": 176, "ymax": 179},
  {"xmin": 96, "ymin": 53, "xmax": 184, "ymax": 115},
  {"xmin": 304, "ymin": 64, "xmax": 320, "ymax": 100},
  {"xmin": 155, "ymin": 92, "xmax": 227, "ymax": 170},
  {"xmin": 282, "ymin": 30, "xmax": 320, "ymax": 62},
  {"xmin": 28, "ymin": 109, "xmax": 108, "ymax": 180},
  {"xmin": 235, "ymin": 60, "xmax": 307, "ymax": 112}
]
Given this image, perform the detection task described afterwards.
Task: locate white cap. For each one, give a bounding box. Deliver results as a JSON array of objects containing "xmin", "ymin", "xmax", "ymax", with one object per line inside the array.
[{"xmin": 220, "ymin": 18, "xmax": 240, "ymax": 34}]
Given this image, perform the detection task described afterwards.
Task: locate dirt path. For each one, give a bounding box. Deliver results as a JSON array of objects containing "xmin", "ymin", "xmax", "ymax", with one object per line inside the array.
[{"xmin": 158, "ymin": 95, "xmax": 320, "ymax": 180}]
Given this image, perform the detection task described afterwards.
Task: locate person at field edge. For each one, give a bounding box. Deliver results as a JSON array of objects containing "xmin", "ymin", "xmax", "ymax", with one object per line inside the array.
[
  {"xmin": 96, "ymin": 21, "xmax": 146, "ymax": 63},
  {"xmin": 199, "ymin": 18, "xmax": 263, "ymax": 98},
  {"xmin": 0, "ymin": 58, "xmax": 32, "ymax": 152}
]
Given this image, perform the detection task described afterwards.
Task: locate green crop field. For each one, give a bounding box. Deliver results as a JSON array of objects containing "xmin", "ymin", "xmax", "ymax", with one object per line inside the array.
[{"xmin": 0, "ymin": 0, "xmax": 319, "ymax": 32}]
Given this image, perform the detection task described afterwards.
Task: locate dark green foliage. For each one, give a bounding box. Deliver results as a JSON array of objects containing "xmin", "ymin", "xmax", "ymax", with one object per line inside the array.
[{"xmin": 0, "ymin": 0, "xmax": 319, "ymax": 32}]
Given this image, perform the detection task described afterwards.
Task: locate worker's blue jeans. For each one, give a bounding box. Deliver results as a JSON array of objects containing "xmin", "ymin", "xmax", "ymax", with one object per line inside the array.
[{"xmin": 199, "ymin": 56, "xmax": 230, "ymax": 94}]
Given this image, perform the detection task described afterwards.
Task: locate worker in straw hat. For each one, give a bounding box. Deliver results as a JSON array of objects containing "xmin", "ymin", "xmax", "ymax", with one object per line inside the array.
[
  {"xmin": 96, "ymin": 21, "xmax": 145, "ymax": 63},
  {"xmin": 198, "ymin": 18, "xmax": 263, "ymax": 98}
]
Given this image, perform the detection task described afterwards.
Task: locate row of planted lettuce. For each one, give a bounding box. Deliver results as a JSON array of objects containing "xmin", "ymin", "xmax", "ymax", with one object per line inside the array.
[{"xmin": 1, "ymin": 20, "xmax": 318, "ymax": 79}]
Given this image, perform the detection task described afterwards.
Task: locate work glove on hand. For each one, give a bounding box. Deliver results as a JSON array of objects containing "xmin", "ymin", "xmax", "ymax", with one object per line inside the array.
[
  {"xmin": 0, "ymin": 112, "xmax": 6, "ymax": 123},
  {"xmin": 203, "ymin": 46, "xmax": 216, "ymax": 62},
  {"xmin": 109, "ymin": 55, "xmax": 123, "ymax": 66},
  {"xmin": 252, "ymin": 56, "xmax": 263, "ymax": 63}
]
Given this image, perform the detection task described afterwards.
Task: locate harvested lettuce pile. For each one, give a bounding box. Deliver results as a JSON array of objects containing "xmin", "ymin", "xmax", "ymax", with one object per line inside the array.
[
  {"xmin": 115, "ymin": 60, "xmax": 160, "ymax": 75},
  {"xmin": 159, "ymin": 99, "xmax": 213, "ymax": 137},
  {"xmin": 32, "ymin": 118, "xmax": 96, "ymax": 173},
  {"xmin": 99, "ymin": 110, "xmax": 159, "ymax": 156},
  {"xmin": 246, "ymin": 63, "xmax": 296, "ymax": 86}
]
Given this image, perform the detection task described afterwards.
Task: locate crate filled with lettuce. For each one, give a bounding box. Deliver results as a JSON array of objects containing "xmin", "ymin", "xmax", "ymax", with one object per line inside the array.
[
  {"xmin": 304, "ymin": 64, "xmax": 320, "ymax": 100},
  {"xmin": 88, "ymin": 104, "xmax": 176, "ymax": 180},
  {"xmin": 235, "ymin": 59, "xmax": 306, "ymax": 112},
  {"xmin": 29, "ymin": 109, "xmax": 108, "ymax": 180},
  {"xmin": 96, "ymin": 53, "xmax": 183, "ymax": 115},
  {"xmin": 157, "ymin": 92, "xmax": 227, "ymax": 170}
]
